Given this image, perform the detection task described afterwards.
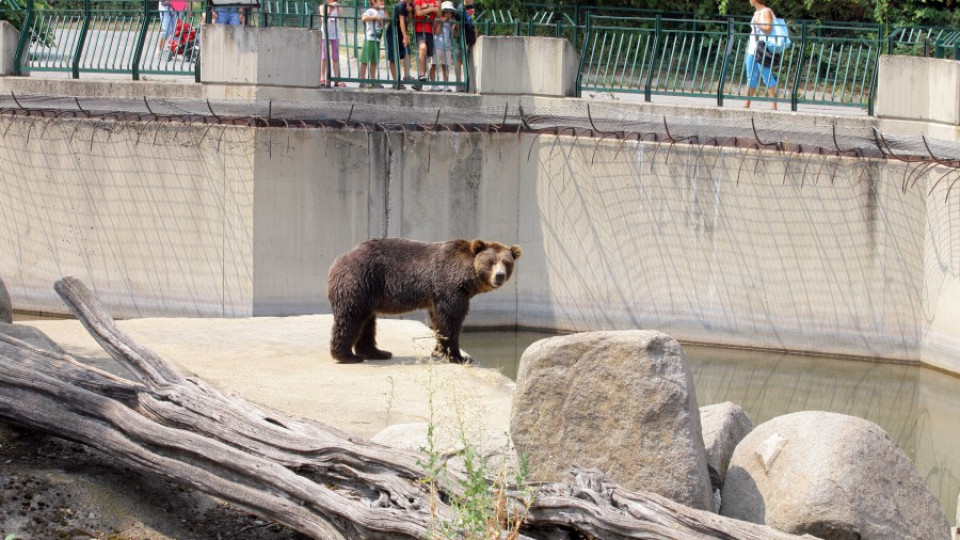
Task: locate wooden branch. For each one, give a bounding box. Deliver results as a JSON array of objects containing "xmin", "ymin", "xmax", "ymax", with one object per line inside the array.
[{"xmin": 0, "ymin": 276, "xmax": 818, "ymax": 540}]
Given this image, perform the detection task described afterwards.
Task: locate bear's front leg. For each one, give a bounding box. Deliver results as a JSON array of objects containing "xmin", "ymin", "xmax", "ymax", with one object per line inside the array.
[
  {"xmin": 433, "ymin": 337, "xmax": 474, "ymax": 364},
  {"xmin": 431, "ymin": 297, "xmax": 473, "ymax": 364}
]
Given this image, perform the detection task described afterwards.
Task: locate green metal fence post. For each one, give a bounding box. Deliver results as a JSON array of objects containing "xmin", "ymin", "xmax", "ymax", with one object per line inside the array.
[
  {"xmin": 789, "ymin": 20, "xmax": 807, "ymax": 112},
  {"xmin": 459, "ymin": 5, "xmax": 471, "ymax": 92},
  {"xmin": 572, "ymin": 4, "xmax": 580, "ymax": 49},
  {"xmin": 323, "ymin": 1, "xmax": 331, "ymax": 85},
  {"xmin": 868, "ymin": 22, "xmax": 881, "ymax": 116},
  {"xmin": 72, "ymin": 0, "xmax": 92, "ymax": 78},
  {"xmin": 716, "ymin": 17, "xmax": 735, "ymax": 107},
  {"xmin": 131, "ymin": 0, "xmax": 152, "ymax": 80},
  {"xmin": 195, "ymin": 11, "xmax": 202, "ymax": 84},
  {"xmin": 643, "ymin": 14, "xmax": 661, "ymax": 102},
  {"xmin": 12, "ymin": 0, "xmax": 35, "ymax": 76},
  {"xmin": 575, "ymin": 11, "xmax": 590, "ymax": 98}
]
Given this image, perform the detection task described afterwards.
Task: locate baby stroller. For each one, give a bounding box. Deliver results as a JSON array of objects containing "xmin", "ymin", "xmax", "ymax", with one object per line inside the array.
[{"xmin": 167, "ymin": 19, "xmax": 198, "ymax": 57}]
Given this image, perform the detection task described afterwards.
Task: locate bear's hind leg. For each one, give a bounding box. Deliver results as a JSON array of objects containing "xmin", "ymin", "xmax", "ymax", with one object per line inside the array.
[
  {"xmin": 330, "ymin": 314, "xmax": 365, "ymax": 363},
  {"xmin": 354, "ymin": 317, "xmax": 393, "ymax": 360}
]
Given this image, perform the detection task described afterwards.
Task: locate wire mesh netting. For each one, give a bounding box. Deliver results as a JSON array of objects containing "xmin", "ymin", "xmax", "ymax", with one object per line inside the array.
[{"xmin": 2, "ymin": 93, "xmax": 959, "ymax": 173}]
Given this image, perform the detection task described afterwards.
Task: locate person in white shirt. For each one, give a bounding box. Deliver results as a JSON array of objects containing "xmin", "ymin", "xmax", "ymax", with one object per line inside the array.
[
  {"xmin": 432, "ymin": 1, "xmax": 459, "ymax": 91},
  {"xmin": 359, "ymin": 0, "xmax": 387, "ymax": 87},
  {"xmin": 744, "ymin": 0, "xmax": 778, "ymax": 109}
]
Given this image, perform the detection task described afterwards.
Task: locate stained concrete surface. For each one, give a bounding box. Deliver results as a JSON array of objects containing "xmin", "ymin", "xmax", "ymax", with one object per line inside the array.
[{"xmin": 21, "ymin": 315, "xmax": 516, "ymax": 440}]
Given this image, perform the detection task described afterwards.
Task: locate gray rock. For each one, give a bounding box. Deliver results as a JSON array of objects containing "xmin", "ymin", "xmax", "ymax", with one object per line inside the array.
[
  {"xmin": 955, "ymin": 494, "xmax": 959, "ymax": 540},
  {"xmin": 372, "ymin": 422, "xmax": 519, "ymax": 477},
  {"xmin": 371, "ymin": 422, "xmax": 462, "ymax": 454},
  {"xmin": 721, "ymin": 411, "xmax": 950, "ymax": 540},
  {"xmin": 700, "ymin": 401, "xmax": 753, "ymax": 482},
  {"xmin": 0, "ymin": 277, "xmax": 11, "ymax": 323},
  {"xmin": 510, "ymin": 330, "xmax": 713, "ymax": 510}
]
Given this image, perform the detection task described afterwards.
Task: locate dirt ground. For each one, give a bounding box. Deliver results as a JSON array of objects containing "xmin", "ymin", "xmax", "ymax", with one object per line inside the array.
[
  {"xmin": 0, "ymin": 423, "xmax": 308, "ymax": 540},
  {"xmin": 0, "ymin": 315, "xmax": 516, "ymax": 540}
]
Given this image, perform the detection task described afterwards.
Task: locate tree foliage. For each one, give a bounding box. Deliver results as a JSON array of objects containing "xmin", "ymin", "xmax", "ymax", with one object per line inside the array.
[{"xmin": 479, "ymin": 0, "xmax": 960, "ymax": 26}]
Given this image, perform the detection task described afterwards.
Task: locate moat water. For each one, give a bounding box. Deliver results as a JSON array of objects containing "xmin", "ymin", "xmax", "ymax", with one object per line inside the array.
[{"xmin": 460, "ymin": 330, "xmax": 960, "ymax": 521}]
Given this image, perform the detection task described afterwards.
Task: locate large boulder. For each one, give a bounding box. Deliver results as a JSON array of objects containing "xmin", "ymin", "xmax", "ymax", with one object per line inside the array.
[
  {"xmin": 700, "ymin": 401, "xmax": 753, "ymax": 482},
  {"xmin": 510, "ymin": 330, "xmax": 713, "ymax": 510},
  {"xmin": 721, "ymin": 411, "xmax": 950, "ymax": 540}
]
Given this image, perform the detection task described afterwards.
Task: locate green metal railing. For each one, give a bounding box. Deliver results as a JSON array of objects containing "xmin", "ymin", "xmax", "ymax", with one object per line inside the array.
[
  {"xmin": 0, "ymin": 1, "xmax": 954, "ymax": 113},
  {"xmin": 13, "ymin": 0, "xmax": 202, "ymax": 79},
  {"xmin": 576, "ymin": 14, "xmax": 882, "ymax": 112},
  {"xmin": 259, "ymin": 0, "xmax": 317, "ymax": 27},
  {"xmin": 932, "ymin": 30, "xmax": 960, "ymax": 60}
]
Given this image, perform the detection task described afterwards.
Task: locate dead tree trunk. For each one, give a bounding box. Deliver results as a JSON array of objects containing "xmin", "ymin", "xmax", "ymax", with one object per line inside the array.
[{"xmin": 0, "ymin": 276, "xmax": 816, "ymax": 540}]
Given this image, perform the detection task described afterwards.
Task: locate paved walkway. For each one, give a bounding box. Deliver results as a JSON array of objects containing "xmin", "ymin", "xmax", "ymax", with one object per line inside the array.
[{"xmin": 23, "ymin": 70, "xmax": 870, "ymax": 119}]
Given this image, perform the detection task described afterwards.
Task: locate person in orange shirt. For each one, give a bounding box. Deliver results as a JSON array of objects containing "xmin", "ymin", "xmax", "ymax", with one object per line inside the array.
[{"xmin": 412, "ymin": 0, "xmax": 439, "ymax": 90}]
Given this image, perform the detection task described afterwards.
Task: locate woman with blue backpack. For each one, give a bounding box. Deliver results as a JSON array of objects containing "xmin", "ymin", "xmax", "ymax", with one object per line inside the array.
[{"xmin": 744, "ymin": 0, "xmax": 787, "ymax": 110}]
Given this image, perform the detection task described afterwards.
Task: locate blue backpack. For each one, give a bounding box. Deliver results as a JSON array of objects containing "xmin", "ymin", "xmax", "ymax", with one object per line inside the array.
[{"xmin": 764, "ymin": 18, "xmax": 792, "ymax": 54}]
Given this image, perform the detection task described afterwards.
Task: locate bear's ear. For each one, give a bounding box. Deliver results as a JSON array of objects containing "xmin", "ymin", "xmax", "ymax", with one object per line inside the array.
[
  {"xmin": 470, "ymin": 239, "xmax": 487, "ymax": 254},
  {"xmin": 510, "ymin": 245, "xmax": 522, "ymax": 259}
]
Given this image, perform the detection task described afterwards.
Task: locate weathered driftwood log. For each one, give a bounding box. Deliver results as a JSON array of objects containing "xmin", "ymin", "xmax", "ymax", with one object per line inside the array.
[{"xmin": 0, "ymin": 276, "xmax": 817, "ymax": 540}]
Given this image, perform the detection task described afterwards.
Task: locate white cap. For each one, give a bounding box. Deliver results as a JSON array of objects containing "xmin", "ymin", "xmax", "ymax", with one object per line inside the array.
[{"xmin": 441, "ymin": 1, "xmax": 455, "ymax": 12}]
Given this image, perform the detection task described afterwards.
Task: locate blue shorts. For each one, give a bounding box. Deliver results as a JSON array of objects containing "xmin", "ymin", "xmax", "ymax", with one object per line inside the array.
[
  {"xmin": 216, "ymin": 7, "xmax": 242, "ymax": 25},
  {"xmin": 745, "ymin": 54, "xmax": 777, "ymax": 88},
  {"xmin": 160, "ymin": 10, "xmax": 179, "ymax": 40}
]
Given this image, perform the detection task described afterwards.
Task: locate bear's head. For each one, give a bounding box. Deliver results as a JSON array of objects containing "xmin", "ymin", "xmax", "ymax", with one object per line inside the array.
[{"xmin": 470, "ymin": 239, "xmax": 522, "ymax": 291}]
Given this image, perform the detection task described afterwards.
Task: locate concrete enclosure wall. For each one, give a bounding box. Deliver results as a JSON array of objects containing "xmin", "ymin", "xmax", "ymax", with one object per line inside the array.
[
  {"xmin": 4, "ymin": 111, "xmax": 960, "ymax": 375},
  {"xmin": 0, "ymin": 121, "xmax": 254, "ymax": 317},
  {"xmin": 4, "ymin": 37, "xmax": 960, "ymax": 374}
]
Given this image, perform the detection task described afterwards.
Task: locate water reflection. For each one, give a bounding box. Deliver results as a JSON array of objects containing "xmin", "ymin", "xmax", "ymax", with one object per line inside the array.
[{"xmin": 461, "ymin": 330, "xmax": 960, "ymax": 520}]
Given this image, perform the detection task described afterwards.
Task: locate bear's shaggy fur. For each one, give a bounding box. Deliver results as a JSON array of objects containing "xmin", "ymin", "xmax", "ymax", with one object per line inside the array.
[{"xmin": 327, "ymin": 238, "xmax": 522, "ymax": 364}]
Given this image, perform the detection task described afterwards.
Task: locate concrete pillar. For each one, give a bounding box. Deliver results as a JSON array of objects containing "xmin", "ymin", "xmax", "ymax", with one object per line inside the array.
[
  {"xmin": 470, "ymin": 36, "xmax": 579, "ymax": 97},
  {"xmin": 200, "ymin": 24, "xmax": 321, "ymax": 87},
  {"xmin": 876, "ymin": 55, "xmax": 960, "ymax": 140},
  {"xmin": 0, "ymin": 20, "xmax": 20, "ymax": 76}
]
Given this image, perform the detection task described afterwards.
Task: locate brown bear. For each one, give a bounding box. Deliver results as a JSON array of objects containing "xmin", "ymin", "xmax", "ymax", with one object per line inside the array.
[{"xmin": 327, "ymin": 238, "xmax": 522, "ymax": 364}]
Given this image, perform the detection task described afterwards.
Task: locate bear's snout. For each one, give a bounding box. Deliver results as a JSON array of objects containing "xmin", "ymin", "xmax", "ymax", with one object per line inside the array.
[{"xmin": 493, "ymin": 269, "xmax": 507, "ymax": 286}]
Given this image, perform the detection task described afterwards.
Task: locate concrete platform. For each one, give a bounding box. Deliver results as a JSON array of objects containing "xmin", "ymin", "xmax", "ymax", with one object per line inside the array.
[{"xmin": 21, "ymin": 315, "xmax": 515, "ymax": 441}]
